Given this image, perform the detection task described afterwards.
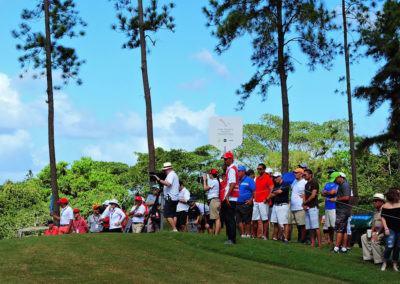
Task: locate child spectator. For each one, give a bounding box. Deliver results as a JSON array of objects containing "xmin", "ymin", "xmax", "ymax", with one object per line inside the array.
[
  {"xmin": 188, "ymin": 197, "xmax": 200, "ymax": 233},
  {"xmin": 322, "ymin": 215, "xmax": 329, "ymax": 245},
  {"xmin": 44, "ymin": 220, "xmax": 59, "ymax": 235},
  {"xmin": 72, "ymin": 209, "xmax": 89, "ymax": 234}
]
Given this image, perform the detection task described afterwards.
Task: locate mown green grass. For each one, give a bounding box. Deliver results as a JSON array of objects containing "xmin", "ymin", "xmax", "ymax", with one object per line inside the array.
[{"xmin": 0, "ymin": 232, "xmax": 397, "ymax": 283}]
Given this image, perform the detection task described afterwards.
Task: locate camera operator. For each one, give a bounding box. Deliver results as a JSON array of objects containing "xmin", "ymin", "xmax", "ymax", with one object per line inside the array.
[
  {"xmin": 154, "ymin": 162, "xmax": 179, "ymax": 232},
  {"xmin": 203, "ymin": 169, "xmax": 221, "ymax": 235}
]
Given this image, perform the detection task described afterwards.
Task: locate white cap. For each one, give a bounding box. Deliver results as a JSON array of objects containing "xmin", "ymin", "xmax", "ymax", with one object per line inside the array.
[
  {"xmin": 109, "ymin": 199, "xmax": 120, "ymax": 206},
  {"xmin": 103, "ymin": 200, "xmax": 110, "ymax": 206},
  {"xmin": 162, "ymin": 162, "xmax": 173, "ymax": 170},
  {"xmin": 339, "ymin": 172, "xmax": 346, "ymax": 178},
  {"xmin": 265, "ymin": 168, "xmax": 273, "ymax": 173},
  {"xmin": 272, "ymin": 172, "xmax": 282, "ymax": 177}
]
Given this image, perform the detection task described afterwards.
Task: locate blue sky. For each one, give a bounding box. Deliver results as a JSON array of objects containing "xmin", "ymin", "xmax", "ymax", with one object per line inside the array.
[{"xmin": 0, "ymin": 0, "xmax": 389, "ymax": 182}]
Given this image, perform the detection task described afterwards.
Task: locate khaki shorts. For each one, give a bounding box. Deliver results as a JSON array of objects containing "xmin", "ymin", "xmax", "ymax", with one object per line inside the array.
[
  {"xmin": 209, "ymin": 199, "xmax": 220, "ymax": 220},
  {"xmin": 291, "ymin": 210, "xmax": 305, "ymax": 226},
  {"xmin": 132, "ymin": 223, "xmax": 144, "ymax": 233},
  {"xmin": 325, "ymin": 209, "xmax": 336, "ymax": 228}
]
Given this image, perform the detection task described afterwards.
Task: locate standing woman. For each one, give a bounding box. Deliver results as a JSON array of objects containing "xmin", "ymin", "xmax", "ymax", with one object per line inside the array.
[
  {"xmin": 381, "ymin": 188, "xmax": 400, "ymax": 271},
  {"xmin": 203, "ymin": 169, "xmax": 221, "ymax": 235},
  {"xmin": 100, "ymin": 199, "xmax": 125, "ymax": 233}
]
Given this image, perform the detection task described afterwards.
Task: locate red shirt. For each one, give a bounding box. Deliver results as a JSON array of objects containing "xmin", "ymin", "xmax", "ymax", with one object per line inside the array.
[
  {"xmin": 72, "ymin": 217, "xmax": 88, "ymax": 234},
  {"xmin": 45, "ymin": 227, "xmax": 59, "ymax": 235},
  {"xmin": 255, "ymin": 174, "xmax": 273, "ymax": 204}
]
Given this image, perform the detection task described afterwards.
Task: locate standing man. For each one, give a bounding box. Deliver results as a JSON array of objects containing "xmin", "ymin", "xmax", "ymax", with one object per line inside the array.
[
  {"xmin": 146, "ymin": 185, "xmax": 161, "ymax": 233},
  {"xmin": 321, "ymin": 177, "xmax": 338, "ymax": 246},
  {"xmin": 50, "ymin": 198, "xmax": 73, "ymax": 235},
  {"xmin": 329, "ymin": 172, "xmax": 351, "ymax": 253},
  {"xmin": 253, "ymin": 163, "xmax": 274, "ymax": 240},
  {"xmin": 361, "ymin": 193, "xmax": 385, "ymax": 264},
  {"xmin": 291, "ymin": 168, "xmax": 307, "ymax": 242},
  {"xmin": 88, "ymin": 205, "xmax": 103, "ymax": 233},
  {"xmin": 236, "ymin": 166, "xmax": 255, "ymax": 238},
  {"xmin": 267, "ymin": 172, "xmax": 290, "ymax": 242},
  {"xmin": 129, "ymin": 196, "xmax": 147, "ymax": 233},
  {"xmin": 203, "ymin": 169, "xmax": 221, "ymax": 235},
  {"xmin": 302, "ymin": 169, "xmax": 322, "ymax": 248},
  {"xmin": 221, "ymin": 152, "xmax": 239, "ymax": 244},
  {"xmin": 175, "ymin": 181, "xmax": 190, "ymax": 232},
  {"xmin": 154, "ymin": 162, "xmax": 180, "ymax": 232}
]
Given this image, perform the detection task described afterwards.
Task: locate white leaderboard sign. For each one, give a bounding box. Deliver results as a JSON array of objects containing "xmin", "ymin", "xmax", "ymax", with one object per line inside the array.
[{"xmin": 209, "ymin": 116, "xmax": 243, "ymax": 152}]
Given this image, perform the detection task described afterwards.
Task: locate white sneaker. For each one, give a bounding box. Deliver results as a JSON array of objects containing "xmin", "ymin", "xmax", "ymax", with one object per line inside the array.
[
  {"xmin": 246, "ymin": 234, "xmax": 252, "ymax": 238},
  {"xmin": 261, "ymin": 236, "xmax": 267, "ymax": 240},
  {"xmin": 241, "ymin": 234, "xmax": 246, "ymax": 238},
  {"xmin": 393, "ymin": 266, "xmax": 399, "ymax": 272},
  {"xmin": 381, "ymin": 263, "xmax": 387, "ymax": 271},
  {"xmin": 172, "ymin": 229, "xmax": 178, "ymax": 232}
]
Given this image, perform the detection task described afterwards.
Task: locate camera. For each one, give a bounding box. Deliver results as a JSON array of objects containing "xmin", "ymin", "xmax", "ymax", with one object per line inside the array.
[
  {"xmin": 149, "ymin": 171, "xmax": 166, "ymax": 183},
  {"xmin": 197, "ymin": 175, "xmax": 204, "ymax": 184}
]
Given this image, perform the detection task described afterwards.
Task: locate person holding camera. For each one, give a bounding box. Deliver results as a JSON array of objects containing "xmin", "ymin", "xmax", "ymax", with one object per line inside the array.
[
  {"xmin": 203, "ymin": 169, "xmax": 221, "ymax": 235},
  {"xmin": 154, "ymin": 162, "xmax": 180, "ymax": 232},
  {"xmin": 221, "ymin": 152, "xmax": 239, "ymax": 244}
]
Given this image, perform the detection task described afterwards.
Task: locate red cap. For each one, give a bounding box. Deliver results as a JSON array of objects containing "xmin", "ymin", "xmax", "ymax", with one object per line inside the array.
[
  {"xmin": 57, "ymin": 198, "xmax": 68, "ymax": 204},
  {"xmin": 135, "ymin": 196, "xmax": 143, "ymax": 201},
  {"xmin": 93, "ymin": 205, "xmax": 99, "ymax": 210},
  {"xmin": 222, "ymin": 152, "xmax": 234, "ymax": 159},
  {"xmin": 208, "ymin": 169, "xmax": 218, "ymax": 175},
  {"xmin": 73, "ymin": 209, "xmax": 80, "ymax": 213}
]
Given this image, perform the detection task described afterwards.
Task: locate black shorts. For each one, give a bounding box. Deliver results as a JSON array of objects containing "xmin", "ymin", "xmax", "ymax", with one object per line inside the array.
[
  {"xmin": 335, "ymin": 213, "xmax": 349, "ymax": 233},
  {"xmin": 164, "ymin": 200, "xmax": 178, "ymax": 218},
  {"xmin": 235, "ymin": 202, "xmax": 252, "ymax": 224},
  {"xmin": 176, "ymin": 211, "xmax": 188, "ymax": 228}
]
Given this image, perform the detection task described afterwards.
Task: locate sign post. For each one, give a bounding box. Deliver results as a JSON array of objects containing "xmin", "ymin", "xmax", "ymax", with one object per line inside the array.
[{"xmin": 209, "ymin": 116, "xmax": 243, "ymax": 152}]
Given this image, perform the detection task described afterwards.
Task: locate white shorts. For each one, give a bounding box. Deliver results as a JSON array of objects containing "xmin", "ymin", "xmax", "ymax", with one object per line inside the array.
[
  {"xmin": 347, "ymin": 216, "xmax": 352, "ymax": 235},
  {"xmin": 325, "ymin": 209, "xmax": 336, "ymax": 228},
  {"xmin": 252, "ymin": 202, "xmax": 269, "ymax": 221},
  {"xmin": 270, "ymin": 204, "xmax": 289, "ymax": 225},
  {"xmin": 305, "ymin": 207, "xmax": 320, "ymax": 230}
]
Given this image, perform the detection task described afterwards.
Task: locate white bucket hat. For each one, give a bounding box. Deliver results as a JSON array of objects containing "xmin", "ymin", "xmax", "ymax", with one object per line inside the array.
[
  {"xmin": 162, "ymin": 162, "xmax": 173, "ymax": 171},
  {"xmin": 109, "ymin": 199, "xmax": 120, "ymax": 207}
]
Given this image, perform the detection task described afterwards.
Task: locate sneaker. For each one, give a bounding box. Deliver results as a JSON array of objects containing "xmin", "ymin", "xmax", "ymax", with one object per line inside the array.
[
  {"xmin": 261, "ymin": 236, "xmax": 267, "ymax": 240},
  {"xmin": 381, "ymin": 263, "xmax": 387, "ymax": 271},
  {"xmin": 340, "ymin": 248, "xmax": 347, "ymax": 253},
  {"xmin": 393, "ymin": 266, "xmax": 399, "ymax": 272},
  {"xmin": 331, "ymin": 247, "xmax": 339, "ymax": 253},
  {"xmin": 224, "ymin": 240, "xmax": 234, "ymax": 245},
  {"xmin": 172, "ymin": 229, "xmax": 178, "ymax": 232},
  {"xmin": 241, "ymin": 234, "xmax": 246, "ymax": 238},
  {"xmin": 272, "ymin": 238, "xmax": 278, "ymax": 241},
  {"xmin": 283, "ymin": 239, "xmax": 289, "ymax": 243},
  {"xmin": 246, "ymin": 234, "xmax": 252, "ymax": 238}
]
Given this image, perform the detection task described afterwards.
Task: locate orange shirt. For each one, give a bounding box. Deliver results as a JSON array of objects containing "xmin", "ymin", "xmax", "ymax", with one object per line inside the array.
[
  {"xmin": 45, "ymin": 227, "xmax": 59, "ymax": 235},
  {"xmin": 255, "ymin": 174, "xmax": 273, "ymax": 204}
]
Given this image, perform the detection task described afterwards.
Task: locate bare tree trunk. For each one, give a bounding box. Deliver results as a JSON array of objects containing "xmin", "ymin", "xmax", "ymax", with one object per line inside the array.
[
  {"xmin": 138, "ymin": 0, "xmax": 156, "ymax": 176},
  {"xmin": 44, "ymin": 0, "xmax": 60, "ymax": 221},
  {"xmin": 342, "ymin": 0, "xmax": 359, "ymax": 205},
  {"xmin": 277, "ymin": 0, "xmax": 289, "ymax": 173}
]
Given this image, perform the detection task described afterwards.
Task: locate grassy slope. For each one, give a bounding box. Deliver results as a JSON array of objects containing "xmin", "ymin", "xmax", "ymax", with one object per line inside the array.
[{"xmin": 0, "ymin": 232, "xmax": 398, "ymax": 283}]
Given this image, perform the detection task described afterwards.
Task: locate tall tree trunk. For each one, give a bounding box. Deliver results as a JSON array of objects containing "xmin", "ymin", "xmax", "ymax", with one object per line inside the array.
[
  {"xmin": 138, "ymin": 0, "xmax": 156, "ymax": 176},
  {"xmin": 342, "ymin": 0, "xmax": 359, "ymax": 205},
  {"xmin": 44, "ymin": 0, "xmax": 60, "ymax": 220},
  {"xmin": 277, "ymin": 1, "xmax": 289, "ymax": 173}
]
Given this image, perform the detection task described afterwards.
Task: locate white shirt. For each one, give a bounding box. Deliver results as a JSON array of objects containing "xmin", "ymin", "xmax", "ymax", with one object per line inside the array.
[
  {"xmin": 60, "ymin": 205, "xmax": 73, "ymax": 226},
  {"xmin": 164, "ymin": 170, "xmax": 180, "ymax": 201},
  {"xmin": 101, "ymin": 206, "xmax": 125, "ymax": 229},
  {"xmin": 207, "ymin": 179, "xmax": 220, "ymax": 199},
  {"xmin": 196, "ymin": 202, "xmax": 210, "ymax": 216},
  {"xmin": 224, "ymin": 164, "xmax": 238, "ymax": 202},
  {"xmin": 130, "ymin": 204, "xmax": 146, "ymax": 223},
  {"xmin": 291, "ymin": 179, "xmax": 307, "ymax": 211},
  {"xmin": 176, "ymin": 187, "xmax": 190, "ymax": 212}
]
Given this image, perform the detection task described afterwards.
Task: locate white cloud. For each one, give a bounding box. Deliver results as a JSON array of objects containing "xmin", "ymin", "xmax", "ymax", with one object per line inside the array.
[
  {"xmin": 0, "ymin": 129, "xmax": 34, "ymax": 171},
  {"xmin": 191, "ymin": 49, "xmax": 231, "ymax": 79},
  {"xmin": 177, "ymin": 78, "xmax": 210, "ymax": 91}
]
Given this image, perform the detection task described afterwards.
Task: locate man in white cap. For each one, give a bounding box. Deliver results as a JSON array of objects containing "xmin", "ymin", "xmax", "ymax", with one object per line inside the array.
[
  {"xmin": 154, "ymin": 162, "xmax": 180, "ymax": 231},
  {"xmin": 361, "ymin": 193, "xmax": 385, "ymax": 264}
]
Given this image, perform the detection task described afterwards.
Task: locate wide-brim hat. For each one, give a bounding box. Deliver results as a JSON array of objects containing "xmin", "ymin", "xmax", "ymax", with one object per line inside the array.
[
  {"xmin": 162, "ymin": 162, "xmax": 173, "ymax": 170},
  {"xmin": 109, "ymin": 199, "xmax": 120, "ymax": 206}
]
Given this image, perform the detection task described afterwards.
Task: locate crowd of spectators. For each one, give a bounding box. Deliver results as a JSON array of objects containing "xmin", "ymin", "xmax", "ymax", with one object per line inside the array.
[{"xmin": 44, "ymin": 153, "xmax": 400, "ymax": 272}]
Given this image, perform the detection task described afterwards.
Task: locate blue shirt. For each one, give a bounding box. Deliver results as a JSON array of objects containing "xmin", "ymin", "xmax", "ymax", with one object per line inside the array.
[
  {"xmin": 282, "ymin": 172, "xmax": 295, "ymax": 185},
  {"xmin": 237, "ymin": 176, "xmax": 256, "ymax": 202},
  {"xmin": 323, "ymin": 182, "xmax": 338, "ymax": 210}
]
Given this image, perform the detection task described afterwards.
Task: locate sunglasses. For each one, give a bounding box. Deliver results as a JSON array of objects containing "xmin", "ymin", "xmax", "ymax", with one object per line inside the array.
[
  {"xmin": 373, "ymin": 200, "xmax": 382, "ymax": 202},
  {"xmin": 257, "ymin": 168, "xmax": 264, "ymax": 171}
]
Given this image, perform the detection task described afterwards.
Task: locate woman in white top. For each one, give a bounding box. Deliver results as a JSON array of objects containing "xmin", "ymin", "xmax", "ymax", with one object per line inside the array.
[
  {"xmin": 203, "ymin": 169, "xmax": 221, "ymax": 235},
  {"xmin": 100, "ymin": 199, "xmax": 126, "ymax": 232}
]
